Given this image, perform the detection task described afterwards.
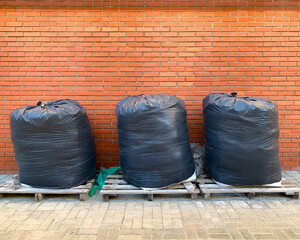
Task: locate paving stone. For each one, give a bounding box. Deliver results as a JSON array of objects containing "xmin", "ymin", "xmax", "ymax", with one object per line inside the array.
[
  {"xmin": 152, "ymin": 229, "xmax": 162, "ymax": 240},
  {"xmin": 119, "ymin": 235, "xmax": 141, "ymax": 240},
  {"xmin": 185, "ymin": 229, "xmax": 198, "ymax": 239},
  {"xmin": 73, "ymin": 235, "xmax": 97, "ymax": 240},
  {"xmin": 96, "ymin": 229, "xmax": 108, "ymax": 238},
  {"xmin": 252, "ymin": 233, "xmax": 278, "ymax": 239},
  {"xmin": 164, "ymin": 233, "xmax": 186, "ymax": 239},
  {"xmin": 0, "ymin": 231, "xmax": 12, "ymax": 239},
  {"xmin": 238, "ymin": 229, "xmax": 255, "ymax": 239},
  {"xmin": 6, "ymin": 231, "xmax": 24, "ymax": 240},
  {"xmin": 141, "ymin": 229, "xmax": 152, "ymax": 240},
  {"xmin": 227, "ymin": 228, "xmax": 243, "ymax": 240},
  {"xmin": 208, "ymin": 233, "xmax": 232, "ymax": 239},
  {"xmin": 77, "ymin": 228, "xmax": 98, "ymax": 235},
  {"xmin": 143, "ymin": 219, "xmax": 163, "ymax": 229},
  {"xmin": 283, "ymin": 229, "xmax": 300, "ymax": 239},
  {"xmin": 195, "ymin": 229, "xmax": 209, "ymax": 240},
  {"xmin": 62, "ymin": 229, "xmax": 78, "ymax": 240},
  {"xmin": 132, "ymin": 219, "xmax": 142, "ymax": 229},
  {"xmin": 271, "ymin": 229, "xmax": 289, "ymax": 239}
]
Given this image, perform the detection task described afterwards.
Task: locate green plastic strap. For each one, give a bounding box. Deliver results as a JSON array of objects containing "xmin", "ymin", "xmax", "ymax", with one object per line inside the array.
[{"xmin": 89, "ymin": 166, "xmax": 120, "ymax": 197}]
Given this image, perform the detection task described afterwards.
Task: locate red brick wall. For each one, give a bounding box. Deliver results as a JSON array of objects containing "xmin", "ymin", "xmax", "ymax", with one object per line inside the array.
[{"xmin": 0, "ymin": 0, "xmax": 299, "ymax": 173}]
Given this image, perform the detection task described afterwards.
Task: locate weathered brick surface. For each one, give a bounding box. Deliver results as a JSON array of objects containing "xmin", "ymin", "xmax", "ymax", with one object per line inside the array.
[{"xmin": 0, "ymin": 0, "xmax": 299, "ymax": 172}]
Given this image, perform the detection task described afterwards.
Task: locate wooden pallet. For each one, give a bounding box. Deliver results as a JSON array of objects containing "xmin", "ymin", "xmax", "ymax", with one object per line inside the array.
[
  {"xmin": 197, "ymin": 174, "xmax": 300, "ymax": 200},
  {"xmin": 101, "ymin": 174, "xmax": 199, "ymax": 202},
  {"xmin": 0, "ymin": 175, "xmax": 93, "ymax": 202}
]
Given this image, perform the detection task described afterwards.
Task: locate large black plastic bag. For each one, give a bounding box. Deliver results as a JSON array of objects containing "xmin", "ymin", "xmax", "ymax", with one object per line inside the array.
[
  {"xmin": 203, "ymin": 93, "xmax": 282, "ymax": 186},
  {"xmin": 10, "ymin": 99, "xmax": 96, "ymax": 189},
  {"xmin": 116, "ymin": 94, "xmax": 195, "ymax": 188}
]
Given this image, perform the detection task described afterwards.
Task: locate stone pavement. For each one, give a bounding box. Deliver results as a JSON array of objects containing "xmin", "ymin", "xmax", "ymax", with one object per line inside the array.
[{"xmin": 0, "ymin": 172, "xmax": 300, "ymax": 240}]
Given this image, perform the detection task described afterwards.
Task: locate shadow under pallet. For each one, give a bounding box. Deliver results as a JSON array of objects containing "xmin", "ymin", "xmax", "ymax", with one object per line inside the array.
[
  {"xmin": 100, "ymin": 174, "xmax": 199, "ymax": 202},
  {"xmin": 197, "ymin": 174, "xmax": 300, "ymax": 200},
  {"xmin": 0, "ymin": 175, "xmax": 93, "ymax": 202}
]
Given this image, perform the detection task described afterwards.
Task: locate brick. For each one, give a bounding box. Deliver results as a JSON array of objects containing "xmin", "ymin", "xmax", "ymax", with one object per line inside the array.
[{"xmin": 0, "ymin": 4, "xmax": 299, "ymax": 171}]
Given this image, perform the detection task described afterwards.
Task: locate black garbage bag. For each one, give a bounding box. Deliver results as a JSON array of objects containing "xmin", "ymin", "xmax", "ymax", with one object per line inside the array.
[
  {"xmin": 203, "ymin": 93, "xmax": 282, "ymax": 186},
  {"xmin": 10, "ymin": 99, "xmax": 96, "ymax": 189},
  {"xmin": 116, "ymin": 94, "xmax": 195, "ymax": 188}
]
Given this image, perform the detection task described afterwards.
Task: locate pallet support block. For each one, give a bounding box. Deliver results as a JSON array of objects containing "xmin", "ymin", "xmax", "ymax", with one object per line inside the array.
[
  {"xmin": 35, "ymin": 193, "xmax": 44, "ymax": 202},
  {"xmin": 191, "ymin": 193, "xmax": 198, "ymax": 200},
  {"xmin": 183, "ymin": 182, "xmax": 198, "ymax": 200},
  {"xmin": 203, "ymin": 193, "xmax": 211, "ymax": 200},
  {"xmin": 103, "ymin": 194, "xmax": 109, "ymax": 202},
  {"xmin": 79, "ymin": 193, "xmax": 88, "ymax": 201},
  {"xmin": 148, "ymin": 194, "xmax": 153, "ymax": 201},
  {"xmin": 293, "ymin": 192, "xmax": 300, "ymax": 199},
  {"xmin": 246, "ymin": 193, "xmax": 255, "ymax": 200}
]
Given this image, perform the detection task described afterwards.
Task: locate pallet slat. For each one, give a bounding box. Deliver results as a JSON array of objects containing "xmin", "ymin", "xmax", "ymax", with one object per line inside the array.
[
  {"xmin": 0, "ymin": 187, "xmax": 90, "ymax": 194},
  {"xmin": 102, "ymin": 189, "xmax": 192, "ymax": 194},
  {"xmin": 197, "ymin": 175, "xmax": 300, "ymax": 200},
  {"xmin": 102, "ymin": 184, "xmax": 186, "ymax": 190},
  {"xmin": 105, "ymin": 179, "xmax": 127, "ymax": 184},
  {"xmin": 199, "ymin": 186, "xmax": 300, "ymax": 193},
  {"xmin": 101, "ymin": 174, "xmax": 199, "ymax": 202},
  {"xmin": 0, "ymin": 175, "xmax": 93, "ymax": 201},
  {"xmin": 183, "ymin": 182, "xmax": 196, "ymax": 192},
  {"xmin": 200, "ymin": 183, "xmax": 295, "ymax": 189},
  {"xmin": 103, "ymin": 184, "xmax": 139, "ymax": 190},
  {"xmin": 106, "ymin": 175, "xmax": 123, "ymax": 179}
]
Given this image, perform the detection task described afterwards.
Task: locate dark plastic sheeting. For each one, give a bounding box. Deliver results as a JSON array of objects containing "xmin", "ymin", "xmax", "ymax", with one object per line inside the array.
[
  {"xmin": 203, "ymin": 93, "xmax": 282, "ymax": 186},
  {"xmin": 116, "ymin": 94, "xmax": 195, "ymax": 188},
  {"xmin": 10, "ymin": 99, "xmax": 96, "ymax": 189}
]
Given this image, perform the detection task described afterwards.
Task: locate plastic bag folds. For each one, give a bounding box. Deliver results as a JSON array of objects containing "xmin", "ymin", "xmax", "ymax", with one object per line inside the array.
[
  {"xmin": 203, "ymin": 93, "xmax": 282, "ymax": 186},
  {"xmin": 10, "ymin": 99, "xmax": 96, "ymax": 189},
  {"xmin": 116, "ymin": 94, "xmax": 195, "ymax": 188}
]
